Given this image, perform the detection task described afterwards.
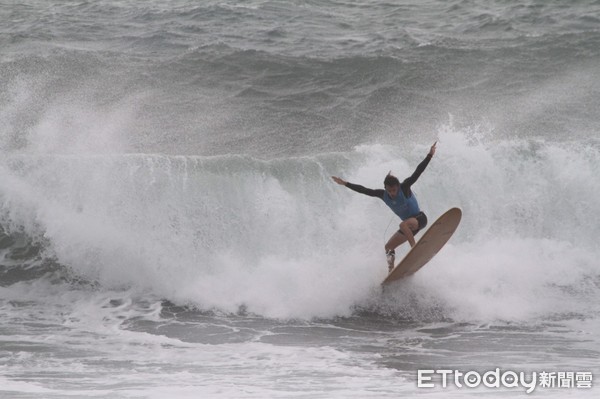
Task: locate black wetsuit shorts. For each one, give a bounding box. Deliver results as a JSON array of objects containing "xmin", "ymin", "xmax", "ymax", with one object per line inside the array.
[{"xmin": 398, "ymin": 211, "xmax": 427, "ymax": 236}]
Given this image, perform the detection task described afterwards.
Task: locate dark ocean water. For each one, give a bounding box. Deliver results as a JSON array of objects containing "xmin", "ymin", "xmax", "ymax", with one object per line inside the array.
[{"xmin": 1, "ymin": 1, "xmax": 599, "ymax": 397}]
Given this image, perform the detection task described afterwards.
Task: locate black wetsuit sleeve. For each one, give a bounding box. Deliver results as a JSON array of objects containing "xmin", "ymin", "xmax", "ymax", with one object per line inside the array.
[
  {"xmin": 345, "ymin": 182, "xmax": 385, "ymax": 199},
  {"xmin": 400, "ymin": 154, "xmax": 432, "ymax": 197}
]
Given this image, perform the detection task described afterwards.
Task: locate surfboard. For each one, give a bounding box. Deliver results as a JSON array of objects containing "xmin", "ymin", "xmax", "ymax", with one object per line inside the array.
[{"xmin": 382, "ymin": 207, "xmax": 462, "ymax": 285}]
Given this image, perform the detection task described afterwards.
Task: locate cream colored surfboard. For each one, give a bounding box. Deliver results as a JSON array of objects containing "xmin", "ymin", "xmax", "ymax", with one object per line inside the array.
[{"xmin": 382, "ymin": 207, "xmax": 462, "ymax": 285}]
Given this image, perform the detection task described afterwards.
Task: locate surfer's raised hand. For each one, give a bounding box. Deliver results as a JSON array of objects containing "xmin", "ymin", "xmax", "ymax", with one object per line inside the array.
[
  {"xmin": 429, "ymin": 141, "xmax": 437, "ymax": 157},
  {"xmin": 331, "ymin": 176, "xmax": 347, "ymax": 185}
]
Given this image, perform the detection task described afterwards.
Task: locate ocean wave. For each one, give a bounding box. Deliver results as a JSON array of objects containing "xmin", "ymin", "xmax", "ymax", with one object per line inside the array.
[{"xmin": 1, "ymin": 129, "xmax": 599, "ymax": 321}]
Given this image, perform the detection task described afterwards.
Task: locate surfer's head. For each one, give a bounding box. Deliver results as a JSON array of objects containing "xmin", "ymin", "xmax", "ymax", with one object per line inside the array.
[{"xmin": 384, "ymin": 172, "xmax": 400, "ymax": 198}]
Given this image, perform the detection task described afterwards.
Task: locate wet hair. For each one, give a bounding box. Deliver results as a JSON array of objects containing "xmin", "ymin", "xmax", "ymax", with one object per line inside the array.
[{"xmin": 384, "ymin": 171, "xmax": 400, "ymax": 188}]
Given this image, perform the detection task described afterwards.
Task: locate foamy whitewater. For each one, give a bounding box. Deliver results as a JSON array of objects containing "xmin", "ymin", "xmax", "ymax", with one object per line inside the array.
[{"xmin": 1, "ymin": 1, "xmax": 599, "ymax": 398}]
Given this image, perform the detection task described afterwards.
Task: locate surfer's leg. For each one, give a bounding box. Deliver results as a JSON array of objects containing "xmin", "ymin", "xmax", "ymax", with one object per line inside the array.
[
  {"xmin": 385, "ymin": 231, "xmax": 407, "ymax": 252},
  {"xmin": 399, "ymin": 217, "xmax": 419, "ymax": 248},
  {"xmin": 384, "ymin": 232, "xmax": 407, "ymax": 272}
]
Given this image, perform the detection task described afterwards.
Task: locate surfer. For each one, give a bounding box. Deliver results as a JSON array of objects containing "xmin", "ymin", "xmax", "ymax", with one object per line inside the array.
[{"xmin": 332, "ymin": 142, "xmax": 436, "ymax": 272}]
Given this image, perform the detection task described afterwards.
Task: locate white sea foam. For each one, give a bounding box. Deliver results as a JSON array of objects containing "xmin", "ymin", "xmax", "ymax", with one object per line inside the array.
[{"xmin": 1, "ymin": 126, "xmax": 598, "ymax": 321}]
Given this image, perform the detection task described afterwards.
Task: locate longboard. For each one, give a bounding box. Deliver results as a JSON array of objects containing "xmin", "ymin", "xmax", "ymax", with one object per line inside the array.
[{"xmin": 382, "ymin": 207, "xmax": 462, "ymax": 285}]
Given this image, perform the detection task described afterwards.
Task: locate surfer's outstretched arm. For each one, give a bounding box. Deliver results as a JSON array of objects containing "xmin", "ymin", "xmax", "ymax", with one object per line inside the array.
[
  {"xmin": 331, "ymin": 176, "xmax": 384, "ymax": 198},
  {"xmin": 331, "ymin": 176, "xmax": 347, "ymax": 186},
  {"xmin": 401, "ymin": 142, "xmax": 437, "ymax": 191}
]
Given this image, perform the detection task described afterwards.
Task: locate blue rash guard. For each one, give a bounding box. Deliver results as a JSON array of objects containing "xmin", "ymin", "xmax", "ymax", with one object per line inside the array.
[
  {"xmin": 344, "ymin": 154, "xmax": 432, "ymax": 221},
  {"xmin": 382, "ymin": 186, "xmax": 420, "ymax": 220}
]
